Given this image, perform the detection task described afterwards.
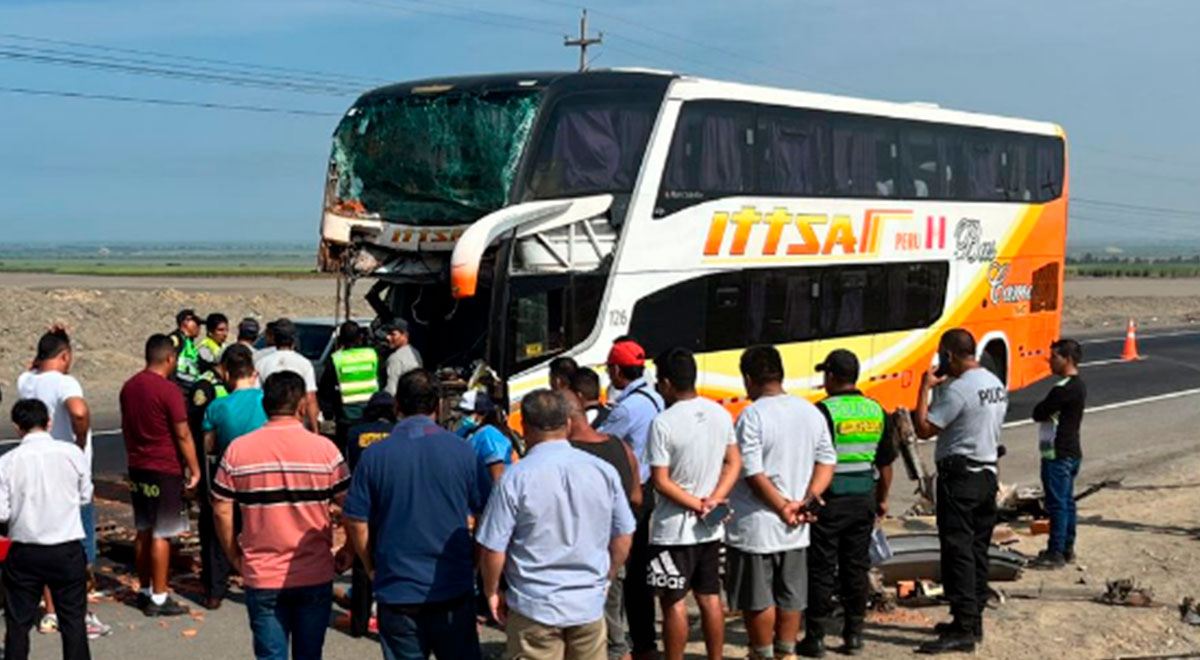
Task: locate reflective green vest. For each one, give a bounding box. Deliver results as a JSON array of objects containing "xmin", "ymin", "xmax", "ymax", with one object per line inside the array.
[
  {"xmin": 199, "ymin": 370, "xmax": 229, "ymax": 399},
  {"xmin": 174, "ymin": 332, "xmax": 200, "ymax": 384},
  {"xmin": 198, "ymin": 336, "xmax": 223, "ymax": 371},
  {"xmin": 823, "ymin": 394, "xmax": 886, "ymax": 475},
  {"xmin": 332, "ymin": 347, "xmax": 380, "ymax": 405}
]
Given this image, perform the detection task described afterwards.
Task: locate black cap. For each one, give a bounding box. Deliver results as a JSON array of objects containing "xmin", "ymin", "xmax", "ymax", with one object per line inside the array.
[
  {"xmin": 382, "ymin": 319, "xmax": 409, "ymax": 334},
  {"xmin": 237, "ymin": 318, "xmax": 260, "ymax": 340},
  {"xmin": 272, "ymin": 318, "xmax": 297, "ymax": 345},
  {"xmin": 366, "ymin": 391, "xmax": 394, "ymax": 410},
  {"xmin": 176, "ymin": 309, "xmax": 202, "ymax": 326},
  {"xmin": 816, "ymin": 349, "xmax": 859, "ymax": 382}
]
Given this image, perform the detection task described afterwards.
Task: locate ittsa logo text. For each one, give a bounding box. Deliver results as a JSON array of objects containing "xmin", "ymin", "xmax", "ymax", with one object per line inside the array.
[{"xmin": 702, "ymin": 206, "xmax": 944, "ymax": 258}]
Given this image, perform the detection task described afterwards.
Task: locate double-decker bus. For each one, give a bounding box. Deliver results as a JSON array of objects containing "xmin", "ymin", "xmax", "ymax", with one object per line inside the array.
[{"xmin": 319, "ymin": 69, "xmax": 1067, "ymax": 416}]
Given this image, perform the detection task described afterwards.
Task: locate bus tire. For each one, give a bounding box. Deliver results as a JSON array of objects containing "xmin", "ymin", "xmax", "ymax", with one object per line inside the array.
[{"xmin": 981, "ymin": 341, "xmax": 1008, "ymax": 386}]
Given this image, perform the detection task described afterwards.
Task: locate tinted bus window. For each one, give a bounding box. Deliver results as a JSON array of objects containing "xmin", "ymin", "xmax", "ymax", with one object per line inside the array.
[
  {"xmin": 661, "ymin": 102, "xmax": 756, "ymax": 204},
  {"xmin": 833, "ymin": 120, "xmax": 898, "ymax": 198},
  {"xmin": 757, "ymin": 111, "xmax": 831, "ymax": 196},
  {"xmin": 524, "ymin": 91, "xmax": 659, "ymax": 199},
  {"xmin": 656, "ymin": 100, "xmax": 1064, "ymax": 213},
  {"xmin": 628, "ymin": 262, "xmax": 949, "ymax": 356}
]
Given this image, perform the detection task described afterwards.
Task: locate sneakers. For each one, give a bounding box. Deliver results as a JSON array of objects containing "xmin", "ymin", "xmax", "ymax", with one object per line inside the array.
[
  {"xmin": 143, "ymin": 596, "xmax": 190, "ymax": 617},
  {"xmin": 38, "ymin": 613, "xmax": 58, "ymax": 634},
  {"xmin": 86, "ymin": 612, "xmax": 113, "ymax": 639}
]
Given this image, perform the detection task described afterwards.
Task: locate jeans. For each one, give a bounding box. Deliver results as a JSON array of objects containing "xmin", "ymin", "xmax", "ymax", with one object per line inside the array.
[
  {"xmin": 81, "ymin": 500, "xmax": 97, "ymax": 565},
  {"xmin": 1041, "ymin": 457, "xmax": 1081, "ymax": 555},
  {"xmin": 245, "ymin": 582, "xmax": 333, "ymax": 660},
  {"xmin": 376, "ymin": 593, "xmax": 481, "ymax": 660}
]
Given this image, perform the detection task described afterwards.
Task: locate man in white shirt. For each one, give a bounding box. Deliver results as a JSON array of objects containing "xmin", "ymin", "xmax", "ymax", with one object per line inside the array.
[
  {"xmin": 725, "ymin": 346, "xmax": 835, "ymax": 660},
  {"xmin": 382, "ymin": 320, "xmax": 422, "ymax": 396},
  {"xmin": 0, "ymin": 399, "xmax": 93, "ymax": 660},
  {"xmin": 255, "ymin": 318, "xmax": 320, "ymax": 433},
  {"xmin": 647, "ymin": 348, "xmax": 742, "ymax": 660},
  {"xmin": 17, "ymin": 328, "xmax": 111, "ymax": 639}
]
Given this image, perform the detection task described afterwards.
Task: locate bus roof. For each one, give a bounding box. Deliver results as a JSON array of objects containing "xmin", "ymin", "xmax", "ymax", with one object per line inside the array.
[{"xmin": 352, "ymin": 69, "xmax": 1062, "ymax": 137}]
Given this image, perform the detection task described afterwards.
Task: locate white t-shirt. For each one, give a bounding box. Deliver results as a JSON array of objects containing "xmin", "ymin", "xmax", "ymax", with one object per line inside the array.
[
  {"xmin": 646, "ymin": 396, "xmax": 736, "ymax": 546},
  {"xmin": 16, "ymin": 370, "xmax": 94, "ymax": 473},
  {"xmin": 256, "ymin": 350, "xmax": 317, "ymax": 392},
  {"xmin": 727, "ymin": 393, "xmax": 837, "ymax": 553}
]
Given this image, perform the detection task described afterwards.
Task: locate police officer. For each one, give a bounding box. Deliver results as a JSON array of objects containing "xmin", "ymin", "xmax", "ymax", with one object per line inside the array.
[
  {"xmin": 196, "ymin": 313, "xmax": 228, "ymax": 374},
  {"xmin": 318, "ymin": 321, "xmax": 379, "ymax": 456},
  {"xmin": 913, "ymin": 329, "xmax": 1006, "ymax": 654},
  {"xmin": 343, "ymin": 391, "xmax": 396, "ymax": 636},
  {"xmin": 799, "ymin": 349, "xmax": 897, "ymax": 657},
  {"xmin": 169, "ymin": 308, "xmax": 203, "ymax": 388}
]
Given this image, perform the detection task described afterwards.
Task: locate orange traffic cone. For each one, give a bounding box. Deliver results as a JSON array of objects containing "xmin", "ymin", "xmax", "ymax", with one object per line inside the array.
[{"xmin": 1121, "ymin": 318, "xmax": 1141, "ymax": 361}]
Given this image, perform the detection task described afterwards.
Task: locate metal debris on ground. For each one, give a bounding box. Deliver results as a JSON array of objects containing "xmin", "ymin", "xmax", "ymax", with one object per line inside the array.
[
  {"xmin": 1097, "ymin": 578, "xmax": 1154, "ymax": 607},
  {"xmin": 1180, "ymin": 597, "xmax": 1200, "ymax": 626}
]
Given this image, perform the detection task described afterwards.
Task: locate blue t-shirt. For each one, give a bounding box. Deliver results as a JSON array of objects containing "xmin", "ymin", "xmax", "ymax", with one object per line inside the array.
[
  {"xmin": 201, "ymin": 388, "xmax": 267, "ymax": 460},
  {"xmin": 344, "ymin": 416, "xmax": 492, "ymax": 605},
  {"xmin": 467, "ymin": 425, "xmax": 514, "ymax": 467}
]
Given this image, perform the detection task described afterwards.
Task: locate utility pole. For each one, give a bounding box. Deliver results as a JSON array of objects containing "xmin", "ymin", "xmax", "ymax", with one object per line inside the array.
[{"xmin": 564, "ymin": 9, "xmax": 602, "ymax": 71}]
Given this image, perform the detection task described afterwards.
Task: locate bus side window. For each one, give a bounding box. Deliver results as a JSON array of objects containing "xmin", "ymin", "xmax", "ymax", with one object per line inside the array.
[
  {"xmin": 661, "ymin": 102, "xmax": 756, "ymax": 205},
  {"xmin": 757, "ymin": 112, "xmax": 831, "ymax": 196},
  {"xmin": 627, "ymin": 277, "xmax": 707, "ymax": 355},
  {"xmin": 832, "ymin": 120, "xmax": 898, "ymax": 198}
]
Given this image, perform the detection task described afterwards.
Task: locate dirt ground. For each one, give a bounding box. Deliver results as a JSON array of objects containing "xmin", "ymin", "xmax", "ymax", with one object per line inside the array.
[
  {"xmin": 0, "ymin": 273, "xmax": 369, "ymax": 407},
  {"xmin": 2, "ymin": 273, "xmax": 1196, "ymax": 409}
]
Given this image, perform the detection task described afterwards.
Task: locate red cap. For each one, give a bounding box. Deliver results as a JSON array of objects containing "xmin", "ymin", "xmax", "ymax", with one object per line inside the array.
[{"xmin": 607, "ymin": 340, "xmax": 646, "ymax": 367}]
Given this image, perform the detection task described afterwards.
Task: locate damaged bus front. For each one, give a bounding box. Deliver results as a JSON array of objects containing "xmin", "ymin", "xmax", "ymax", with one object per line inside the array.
[{"xmin": 318, "ymin": 71, "xmax": 672, "ymax": 405}]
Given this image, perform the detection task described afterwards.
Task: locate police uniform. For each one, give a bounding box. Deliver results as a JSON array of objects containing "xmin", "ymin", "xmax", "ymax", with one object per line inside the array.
[
  {"xmin": 805, "ymin": 380, "xmax": 896, "ymax": 651},
  {"xmin": 186, "ymin": 370, "xmax": 231, "ymax": 605},
  {"xmin": 344, "ymin": 393, "xmax": 395, "ymax": 637},
  {"xmin": 169, "ymin": 329, "xmax": 201, "ymax": 388},
  {"xmin": 320, "ymin": 346, "xmax": 380, "ymax": 457},
  {"xmin": 196, "ymin": 335, "xmax": 223, "ymax": 374}
]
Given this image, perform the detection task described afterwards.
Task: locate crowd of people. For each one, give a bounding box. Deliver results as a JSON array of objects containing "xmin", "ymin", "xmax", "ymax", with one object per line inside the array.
[{"xmin": 0, "ymin": 307, "xmax": 1089, "ymax": 660}]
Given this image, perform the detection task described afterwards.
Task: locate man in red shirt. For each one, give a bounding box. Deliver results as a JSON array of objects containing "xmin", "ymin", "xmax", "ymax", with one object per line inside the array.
[
  {"xmin": 212, "ymin": 371, "xmax": 351, "ymax": 660},
  {"xmin": 119, "ymin": 334, "xmax": 202, "ymax": 617}
]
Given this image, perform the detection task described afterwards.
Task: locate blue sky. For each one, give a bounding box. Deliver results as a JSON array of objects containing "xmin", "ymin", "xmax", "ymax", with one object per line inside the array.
[{"xmin": 2, "ymin": 0, "xmax": 1198, "ymax": 245}]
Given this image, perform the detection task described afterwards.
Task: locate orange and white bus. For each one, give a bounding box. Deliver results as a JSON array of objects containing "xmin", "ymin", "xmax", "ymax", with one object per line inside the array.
[{"xmin": 318, "ymin": 69, "xmax": 1067, "ymax": 415}]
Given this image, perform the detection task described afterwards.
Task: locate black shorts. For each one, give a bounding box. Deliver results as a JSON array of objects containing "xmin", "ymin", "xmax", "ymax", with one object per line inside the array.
[
  {"xmin": 129, "ymin": 469, "xmax": 188, "ymax": 539},
  {"xmin": 646, "ymin": 541, "xmax": 722, "ymax": 604}
]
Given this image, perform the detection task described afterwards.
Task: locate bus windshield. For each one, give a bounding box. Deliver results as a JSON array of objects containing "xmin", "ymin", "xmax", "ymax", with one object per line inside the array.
[{"xmin": 329, "ymin": 90, "xmax": 541, "ymax": 225}]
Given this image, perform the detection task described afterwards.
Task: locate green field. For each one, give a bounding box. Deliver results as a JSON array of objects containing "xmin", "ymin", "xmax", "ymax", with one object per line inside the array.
[
  {"xmin": 0, "ymin": 260, "xmax": 318, "ymax": 277},
  {"xmin": 1067, "ymin": 262, "xmax": 1200, "ymax": 278}
]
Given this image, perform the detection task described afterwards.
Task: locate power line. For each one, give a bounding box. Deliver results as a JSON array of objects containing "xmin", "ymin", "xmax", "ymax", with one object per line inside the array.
[
  {"xmin": 0, "ymin": 32, "xmax": 386, "ymax": 86},
  {"xmin": 344, "ymin": 0, "xmax": 561, "ymax": 37},
  {"xmin": 0, "ymin": 86, "xmax": 341, "ymax": 117},
  {"xmin": 1074, "ymin": 197, "xmax": 1200, "ymax": 219},
  {"xmin": 523, "ymin": 0, "xmax": 865, "ymax": 94},
  {"xmin": 0, "ymin": 47, "xmax": 361, "ymax": 96}
]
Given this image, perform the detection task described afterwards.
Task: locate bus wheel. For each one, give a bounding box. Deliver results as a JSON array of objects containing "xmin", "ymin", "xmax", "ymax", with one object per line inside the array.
[{"xmin": 981, "ymin": 341, "xmax": 1008, "ymax": 385}]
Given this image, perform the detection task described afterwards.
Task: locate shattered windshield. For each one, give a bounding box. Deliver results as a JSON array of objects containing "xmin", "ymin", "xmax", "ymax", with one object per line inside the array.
[{"xmin": 328, "ymin": 90, "xmax": 541, "ymax": 225}]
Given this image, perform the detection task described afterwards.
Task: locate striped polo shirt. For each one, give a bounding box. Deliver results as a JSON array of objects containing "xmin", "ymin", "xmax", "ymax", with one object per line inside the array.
[{"xmin": 213, "ymin": 418, "xmax": 350, "ymax": 589}]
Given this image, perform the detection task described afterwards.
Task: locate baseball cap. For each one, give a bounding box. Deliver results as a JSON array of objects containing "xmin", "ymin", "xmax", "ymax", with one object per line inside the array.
[
  {"xmin": 607, "ymin": 340, "xmax": 646, "ymax": 367},
  {"xmin": 457, "ymin": 390, "xmax": 496, "ymax": 414},
  {"xmin": 272, "ymin": 318, "xmax": 297, "ymax": 345},
  {"xmin": 365, "ymin": 391, "xmax": 394, "ymax": 410},
  {"xmin": 816, "ymin": 349, "xmax": 860, "ymax": 382},
  {"xmin": 176, "ymin": 309, "xmax": 202, "ymax": 326},
  {"xmin": 237, "ymin": 318, "xmax": 260, "ymax": 340},
  {"xmin": 382, "ymin": 319, "xmax": 409, "ymax": 334}
]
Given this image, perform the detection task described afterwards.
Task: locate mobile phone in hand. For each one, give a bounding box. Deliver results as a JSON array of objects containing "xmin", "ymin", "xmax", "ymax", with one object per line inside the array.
[{"xmin": 702, "ymin": 502, "xmax": 732, "ymax": 526}]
